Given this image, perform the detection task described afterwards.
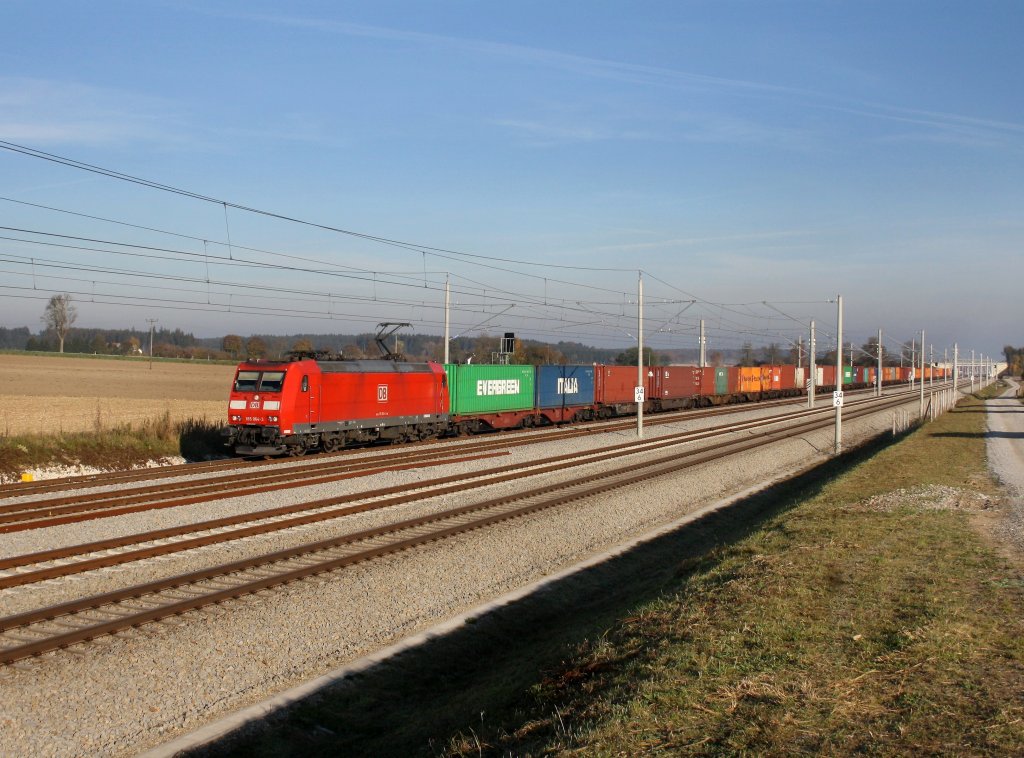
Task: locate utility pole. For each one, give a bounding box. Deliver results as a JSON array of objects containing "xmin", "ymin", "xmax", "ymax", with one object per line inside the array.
[
  {"xmin": 146, "ymin": 318, "xmax": 158, "ymax": 370},
  {"xmin": 835, "ymin": 295, "xmax": 842, "ymax": 455},
  {"xmin": 443, "ymin": 274, "xmax": 450, "ymax": 364},
  {"xmin": 954, "ymin": 343, "xmax": 958, "ymax": 394},
  {"xmin": 808, "ymin": 320, "xmax": 816, "ymax": 409},
  {"xmin": 920, "ymin": 330, "xmax": 925, "ymax": 419},
  {"xmin": 911, "ymin": 337, "xmax": 916, "ymax": 389},
  {"xmin": 637, "ymin": 272, "xmax": 644, "ymax": 439},
  {"xmin": 699, "ymin": 318, "xmax": 706, "ymax": 368},
  {"xmin": 971, "ymin": 349, "xmax": 975, "ymax": 393},
  {"xmin": 929, "ymin": 345, "xmax": 934, "ymax": 387},
  {"xmin": 877, "ymin": 328, "xmax": 882, "ymax": 397},
  {"xmin": 797, "ymin": 336, "xmax": 803, "ymax": 371}
]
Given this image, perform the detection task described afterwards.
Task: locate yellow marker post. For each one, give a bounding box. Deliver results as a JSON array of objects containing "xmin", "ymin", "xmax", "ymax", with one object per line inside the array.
[{"xmin": 21, "ymin": 473, "xmax": 34, "ymax": 483}]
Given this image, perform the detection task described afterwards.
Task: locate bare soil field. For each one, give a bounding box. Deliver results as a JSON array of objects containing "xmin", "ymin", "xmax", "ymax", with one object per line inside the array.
[{"xmin": 0, "ymin": 354, "xmax": 235, "ymax": 434}]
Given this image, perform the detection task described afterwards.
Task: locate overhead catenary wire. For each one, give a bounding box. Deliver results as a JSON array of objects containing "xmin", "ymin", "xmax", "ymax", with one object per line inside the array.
[
  {"xmin": 0, "ymin": 139, "xmax": 637, "ymax": 274},
  {"xmin": 2, "ymin": 140, "xmax": 885, "ymax": 353}
]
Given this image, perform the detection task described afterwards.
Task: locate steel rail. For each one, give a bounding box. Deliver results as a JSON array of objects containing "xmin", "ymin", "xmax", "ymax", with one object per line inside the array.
[
  {"xmin": 1, "ymin": 380, "xmax": 910, "ymax": 497},
  {"xmin": 0, "ymin": 391, "xmax": 897, "ymax": 586},
  {"xmin": 0, "ymin": 383, "xmax": 921, "ymax": 532},
  {"xmin": 0, "ymin": 399, "xmax": 807, "ymax": 530},
  {"xmin": 0, "ymin": 449, "xmax": 514, "ymax": 532},
  {"xmin": 0, "ymin": 393, "xmax": 915, "ymax": 664}
]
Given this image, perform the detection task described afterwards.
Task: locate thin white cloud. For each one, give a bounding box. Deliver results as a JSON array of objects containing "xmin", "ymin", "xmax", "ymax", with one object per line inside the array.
[
  {"xmin": 591, "ymin": 229, "xmax": 822, "ymax": 254},
  {"xmin": 488, "ymin": 118, "xmax": 657, "ymax": 146},
  {"xmin": 193, "ymin": 7, "xmax": 1024, "ymax": 146},
  {"xmin": 0, "ymin": 77, "xmax": 187, "ymax": 146},
  {"xmin": 209, "ymin": 9, "xmax": 810, "ymax": 97}
]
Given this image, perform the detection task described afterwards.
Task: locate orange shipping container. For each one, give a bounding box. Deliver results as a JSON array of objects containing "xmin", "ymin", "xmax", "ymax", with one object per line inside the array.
[{"xmin": 739, "ymin": 366, "xmax": 763, "ymax": 393}]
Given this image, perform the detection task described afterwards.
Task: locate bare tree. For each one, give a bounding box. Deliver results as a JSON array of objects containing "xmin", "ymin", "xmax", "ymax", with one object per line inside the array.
[{"xmin": 42, "ymin": 293, "xmax": 77, "ymax": 353}]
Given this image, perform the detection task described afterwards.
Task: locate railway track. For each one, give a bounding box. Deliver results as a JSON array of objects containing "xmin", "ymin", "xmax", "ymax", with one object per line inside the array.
[
  {"xmin": 0, "ymin": 397, "xmax": 854, "ymax": 590},
  {"xmin": 0, "ymin": 390, "xmax": 919, "ymax": 665},
  {"xmin": 0, "ymin": 383, "xmax": 936, "ymax": 529},
  {"xmin": 0, "ymin": 386, "xmax": 922, "ymax": 538},
  {"xmin": 2, "ymin": 381, "xmax": 930, "ymax": 498}
]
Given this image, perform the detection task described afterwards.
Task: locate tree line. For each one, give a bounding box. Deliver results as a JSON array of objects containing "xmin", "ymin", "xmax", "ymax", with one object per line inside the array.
[
  {"xmin": 8, "ymin": 292, "xmax": 941, "ymax": 367},
  {"xmin": 1004, "ymin": 346, "xmax": 1024, "ymax": 377}
]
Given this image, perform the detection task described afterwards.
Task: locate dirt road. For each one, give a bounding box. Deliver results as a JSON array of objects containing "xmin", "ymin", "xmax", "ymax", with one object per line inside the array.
[{"xmin": 986, "ymin": 378, "xmax": 1024, "ymax": 553}]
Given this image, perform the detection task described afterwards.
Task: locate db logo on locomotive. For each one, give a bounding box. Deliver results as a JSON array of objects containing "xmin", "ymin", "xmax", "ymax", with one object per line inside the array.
[{"xmin": 377, "ymin": 384, "xmax": 388, "ymax": 402}]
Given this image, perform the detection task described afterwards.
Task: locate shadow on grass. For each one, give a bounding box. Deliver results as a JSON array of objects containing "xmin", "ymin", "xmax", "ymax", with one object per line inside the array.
[
  {"xmin": 178, "ymin": 418, "xmax": 230, "ymax": 462},
  {"xmin": 184, "ymin": 433, "xmax": 897, "ymax": 758},
  {"xmin": 932, "ymin": 431, "xmax": 1024, "ymax": 439},
  {"xmin": 952, "ymin": 409, "xmax": 1022, "ymax": 414}
]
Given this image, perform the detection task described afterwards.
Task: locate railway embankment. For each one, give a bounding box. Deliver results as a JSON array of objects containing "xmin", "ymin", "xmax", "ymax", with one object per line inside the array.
[{"xmin": 197, "ymin": 382, "xmax": 1024, "ymax": 757}]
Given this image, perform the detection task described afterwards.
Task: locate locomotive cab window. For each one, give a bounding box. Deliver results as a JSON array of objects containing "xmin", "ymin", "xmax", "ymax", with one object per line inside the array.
[
  {"xmin": 301, "ymin": 375, "xmax": 309, "ymax": 392},
  {"xmin": 259, "ymin": 372, "xmax": 286, "ymax": 392},
  {"xmin": 234, "ymin": 371, "xmax": 259, "ymax": 392}
]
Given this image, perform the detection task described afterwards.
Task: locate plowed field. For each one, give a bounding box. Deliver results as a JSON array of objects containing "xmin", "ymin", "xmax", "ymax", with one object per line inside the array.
[{"xmin": 0, "ymin": 354, "xmax": 235, "ymax": 434}]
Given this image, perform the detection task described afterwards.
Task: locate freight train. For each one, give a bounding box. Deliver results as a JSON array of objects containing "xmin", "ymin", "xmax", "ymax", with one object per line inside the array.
[{"xmin": 222, "ymin": 354, "xmax": 946, "ymax": 456}]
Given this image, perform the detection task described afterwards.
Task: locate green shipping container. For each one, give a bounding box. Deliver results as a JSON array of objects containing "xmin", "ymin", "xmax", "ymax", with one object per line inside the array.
[
  {"xmin": 715, "ymin": 367, "xmax": 729, "ymax": 395},
  {"xmin": 444, "ymin": 364, "xmax": 536, "ymax": 415},
  {"xmin": 843, "ymin": 366, "xmax": 854, "ymax": 384}
]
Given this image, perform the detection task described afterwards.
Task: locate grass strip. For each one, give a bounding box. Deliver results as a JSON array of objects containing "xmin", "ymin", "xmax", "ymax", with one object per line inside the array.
[
  {"xmin": 0, "ymin": 414, "xmax": 225, "ymax": 481},
  {"xmin": 189, "ymin": 384, "xmax": 1024, "ymax": 757},
  {"xmin": 445, "ymin": 383, "xmax": 1024, "ymax": 756}
]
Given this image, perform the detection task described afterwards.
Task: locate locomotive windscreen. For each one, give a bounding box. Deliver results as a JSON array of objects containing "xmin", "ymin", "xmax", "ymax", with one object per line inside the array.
[
  {"xmin": 234, "ymin": 371, "xmax": 259, "ymax": 391},
  {"xmin": 233, "ymin": 371, "xmax": 286, "ymax": 392}
]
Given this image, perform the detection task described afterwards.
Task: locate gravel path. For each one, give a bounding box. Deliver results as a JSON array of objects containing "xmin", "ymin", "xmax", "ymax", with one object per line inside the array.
[
  {"xmin": 986, "ymin": 377, "xmax": 1024, "ymax": 553},
  {"xmin": 0, "ymin": 394, "xmax": 922, "ymax": 757}
]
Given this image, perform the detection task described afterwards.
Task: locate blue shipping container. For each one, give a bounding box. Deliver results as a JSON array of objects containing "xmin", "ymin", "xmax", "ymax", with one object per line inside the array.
[{"xmin": 535, "ymin": 364, "xmax": 596, "ymax": 409}]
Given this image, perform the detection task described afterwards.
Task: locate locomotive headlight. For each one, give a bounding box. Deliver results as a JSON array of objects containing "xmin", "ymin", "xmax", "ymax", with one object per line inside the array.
[
  {"xmin": 230, "ymin": 415, "xmax": 241, "ymax": 422},
  {"xmin": 268, "ymin": 415, "xmax": 279, "ymax": 422}
]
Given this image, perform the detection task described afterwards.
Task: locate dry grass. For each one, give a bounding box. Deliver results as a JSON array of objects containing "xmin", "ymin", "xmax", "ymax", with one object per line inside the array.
[
  {"xmin": 0, "ymin": 353, "xmax": 234, "ymax": 479},
  {"xmin": 0, "ymin": 353, "xmax": 234, "ymax": 435},
  {"xmin": 192, "ymin": 385, "xmax": 1024, "ymax": 757},
  {"xmin": 458, "ymin": 383, "xmax": 1024, "ymax": 756}
]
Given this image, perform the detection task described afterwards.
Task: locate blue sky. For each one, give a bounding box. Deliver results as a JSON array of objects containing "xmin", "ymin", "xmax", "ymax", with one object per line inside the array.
[{"xmin": 1, "ymin": 1, "xmax": 1020, "ymax": 361}]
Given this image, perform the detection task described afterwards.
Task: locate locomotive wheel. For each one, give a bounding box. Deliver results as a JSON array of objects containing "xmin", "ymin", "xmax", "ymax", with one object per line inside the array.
[
  {"xmin": 321, "ymin": 436, "xmax": 342, "ymax": 453},
  {"xmin": 287, "ymin": 445, "xmax": 306, "ymax": 457}
]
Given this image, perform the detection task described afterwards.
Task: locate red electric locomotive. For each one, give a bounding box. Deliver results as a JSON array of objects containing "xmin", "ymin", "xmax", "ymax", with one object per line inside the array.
[{"xmin": 223, "ymin": 356, "xmax": 450, "ymax": 456}]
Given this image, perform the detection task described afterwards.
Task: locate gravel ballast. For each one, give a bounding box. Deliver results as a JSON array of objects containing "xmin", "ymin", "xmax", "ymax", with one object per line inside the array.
[{"xmin": 0, "ymin": 394, "xmax": 925, "ymax": 757}]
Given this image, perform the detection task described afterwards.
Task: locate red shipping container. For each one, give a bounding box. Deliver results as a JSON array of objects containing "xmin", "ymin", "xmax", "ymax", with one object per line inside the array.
[
  {"xmin": 699, "ymin": 366, "xmax": 717, "ymax": 395},
  {"xmin": 595, "ymin": 365, "xmax": 656, "ymax": 404},
  {"xmin": 595, "ymin": 365, "xmax": 635, "ymax": 404},
  {"xmin": 656, "ymin": 365, "xmax": 700, "ymax": 401},
  {"xmin": 778, "ymin": 365, "xmax": 796, "ymax": 391},
  {"xmin": 727, "ymin": 366, "xmax": 742, "ymax": 394}
]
